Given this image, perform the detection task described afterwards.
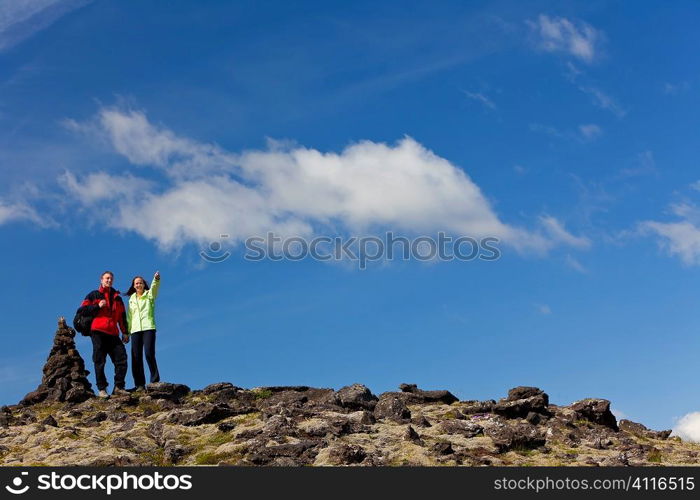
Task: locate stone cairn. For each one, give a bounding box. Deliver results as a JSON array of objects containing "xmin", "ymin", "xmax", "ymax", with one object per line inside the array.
[{"xmin": 20, "ymin": 317, "xmax": 94, "ymax": 406}]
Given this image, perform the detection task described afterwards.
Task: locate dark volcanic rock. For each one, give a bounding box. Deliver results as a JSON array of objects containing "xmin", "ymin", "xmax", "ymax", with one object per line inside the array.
[
  {"xmin": 439, "ymin": 420, "xmax": 484, "ymax": 438},
  {"xmin": 431, "ymin": 442, "xmax": 454, "ymax": 455},
  {"xmin": 493, "ymin": 394, "xmax": 549, "ymax": 419},
  {"xmin": 146, "ymin": 383, "xmax": 191, "ymax": 403},
  {"xmin": 619, "ymin": 419, "xmax": 671, "ymax": 440},
  {"xmin": 20, "ymin": 318, "xmax": 93, "ymax": 406},
  {"xmin": 486, "ymin": 423, "xmax": 546, "ymax": 453},
  {"xmin": 571, "ymin": 399, "xmax": 618, "ymax": 431},
  {"xmin": 507, "ymin": 386, "xmax": 547, "ymax": 402},
  {"xmin": 41, "ymin": 415, "xmax": 58, "ymax": 427},
  {"xmin": 335, "ymin": 384, "xmax": 378, "ymax": 411},
  {"xmin": 399, "ymin": 383, "xmax": 459, "ymax": 404},
  {"xmin": 374, "ymin": 393, "xmax": 411, "ymax": 422},
  {"xmin": 248, "ymin": 440, "xmax": 320, "ymax": 466},
  {"xmin": 327, "ymin": 443, "xmax": 367, "ymax": 465},
  {"xmin": 404, "ymin": 425, "xmax": 424, "ymax": 445},
  {"xmin": 461, "ymin": 400, "xmax": 496, "ymax": 415},
  {"xmin": 169, "ymin": 403, "xmax": 238, "ymax": 426}
]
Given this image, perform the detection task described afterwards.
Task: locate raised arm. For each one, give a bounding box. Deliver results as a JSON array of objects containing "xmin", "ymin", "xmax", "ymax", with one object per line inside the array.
[{"xmin": 150, "ymin": 271, "xmax": 161, "ymax": 299}]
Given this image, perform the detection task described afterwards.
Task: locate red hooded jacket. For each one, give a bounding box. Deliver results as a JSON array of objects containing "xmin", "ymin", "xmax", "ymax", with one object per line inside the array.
[{"xmin": 80, "ymin": 286, "xmax": 128, "ymax": 336}]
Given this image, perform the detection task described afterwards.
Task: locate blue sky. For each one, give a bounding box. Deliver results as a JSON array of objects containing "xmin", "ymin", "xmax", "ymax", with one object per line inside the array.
[{"xmin": 1, "ymin": 0, "xmax": 699, "ymax": 431}]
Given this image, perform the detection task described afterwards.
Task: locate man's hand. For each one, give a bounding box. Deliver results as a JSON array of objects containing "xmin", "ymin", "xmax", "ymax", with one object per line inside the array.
[
  {"xmin": 154, "ymin": 271, "xmax": 160, "ymax": 281},
  {"xmin": 122, "ymin": 334, "xmax": 129, "ymax": 344},
  {"xmin": 98, "ymin": 299, "xmax": 107, "ymax": 308}
]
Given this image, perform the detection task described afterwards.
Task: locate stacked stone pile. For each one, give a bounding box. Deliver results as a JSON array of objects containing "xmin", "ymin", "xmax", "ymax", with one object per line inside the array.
[{"xmin": 20, "ymin": 317, "xmax": 94, "ymax": 406}]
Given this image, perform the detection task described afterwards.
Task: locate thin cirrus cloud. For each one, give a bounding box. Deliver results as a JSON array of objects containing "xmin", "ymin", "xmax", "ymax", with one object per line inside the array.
[
  {"xmin": 59, "ymin": 107, "xmax": 589, "ymax": 255},
  {"xmin": 527, "ymin": 14, "xmax": 602, "ymax": 63},
  {"xmin": 462, "ymin": 90, "xmax": 496, "ymax": 110},
  {"xmin": 0, "ymin": 0, "xmax": 90, "ymax": 52}
]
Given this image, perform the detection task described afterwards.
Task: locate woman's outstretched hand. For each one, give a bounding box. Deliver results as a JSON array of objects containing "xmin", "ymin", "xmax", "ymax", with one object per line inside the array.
[{"xmin": 154, "ymin": 271, "xmax": 161, "ymax": 281}]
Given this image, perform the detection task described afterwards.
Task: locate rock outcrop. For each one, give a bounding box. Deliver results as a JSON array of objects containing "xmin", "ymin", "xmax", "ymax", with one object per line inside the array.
[
  {"xmin": 20, "ymin": 318, "xmax": 94, "ymax": 406},
  {"xmin": 0, "ymin": 320, "xmax": 688, "ymax": 467}
]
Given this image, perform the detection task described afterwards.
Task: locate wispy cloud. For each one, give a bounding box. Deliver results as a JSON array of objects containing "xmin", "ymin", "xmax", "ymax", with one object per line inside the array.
[
  {"xmin": 0, "ymin": 199, "xmax": 44, "ymax": 226},
  {"xmin": 663, "ymin": 81, "xmax": 690, "ymax": 95},
  {"xmin": 462, "ymin": 90, "xmax": 496, "ymax": 110},
  {"xmin": 0, "ymin": 0, "xmax": 90, "ymax": 52},
  {"xmin": 527, "ymin": 14, "xmax": 602, "ymax": 63},
  {"xmin": 535, "ymin": 303, "xmax": 552, "ymax": 315},
  {"xmin": 578, "ymin": 124, "xmax": 602, "ymax": 141},
  {"xmin": 577, "ymin": 85, "xmax": 627, "ymax": 118},
  {"xmin": 529, "ymin": 122, "xmax": 602, "ymax": 143},
  {"xmin": 565, "ymin": 254, "xmax": 588, "ymax": 273},
  {"xmin": 618, "ymin": 151, "xmax": 656, "ymax": 178},
  {"xmin": 58, "ymin": 106, "xmax": 589, "ymax": 255}
]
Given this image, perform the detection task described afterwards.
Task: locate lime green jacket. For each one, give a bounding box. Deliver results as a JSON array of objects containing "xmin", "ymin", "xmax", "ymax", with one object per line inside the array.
[{"xmin": 127, "ymin": 278, "xmax": 160, "ymax": 334}]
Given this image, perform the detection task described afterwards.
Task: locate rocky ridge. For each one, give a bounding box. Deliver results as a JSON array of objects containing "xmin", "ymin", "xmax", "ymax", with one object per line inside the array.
[{"xmin": 0, "ymin": 319, "xmax": 695, "ymax": 466}]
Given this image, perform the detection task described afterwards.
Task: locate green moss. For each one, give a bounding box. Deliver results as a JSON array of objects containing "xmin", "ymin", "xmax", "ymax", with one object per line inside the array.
[
  {"xmin": 140, "ymin": 449, "xmax": 166, "ymax": 466},
  {"xmin": 252, "ymin": 389, "xmax": 273, "ymax": 400},
  {"xmin": 207, "ymin": 432, "xmax": 236, "ymax": 446},
  {"xmin": 235, "ymin": 412, "xmax": 261, "ymax": 425},
  {"xmin": 648, "ymin": 449, "xmax": 663, "ymax": 463},
  {"xmin": 194, "ymin": 450, "xmax": 243, "ymax": 465}
]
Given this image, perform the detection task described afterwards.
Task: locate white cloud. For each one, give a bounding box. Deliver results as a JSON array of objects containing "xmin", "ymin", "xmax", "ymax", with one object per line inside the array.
[
  {"xmin": 0, "ymin": 198, "xmax": 46, "ymax": 226},
  {"xmin": 539, "ymin": 215, "xmax": 591, "ymax": 249},
  {"xmin": 0, "ymin": 0, "xmax": 89, "ymax": 52},
  {"xmin": 672, "ymin": 412, "xmax": 700, "ymax": 443},
  {"xmin": 59, "ymin": 107, "xmax": 590, "ymax": 255},
  {"xmin": 59, "ymin": 171, "xmax": 154, "ymax": 204},
  {"xmin": 691, "ymin": 181, "xmax": 700, "ymax": 192},
  {"xmin": 462, "ymin": 90, "xmax": 496, "ymax": 110},
  {"xmin": 528, "ymin": 14, "xmax": 601, "ymax": 63},
  {"xmin": 578, "ymin": 124, "xmax": 602, "ymax": 141},
  {"xmin": 640, "ymin": 202, "xmax": 700, "ymax": 265}
]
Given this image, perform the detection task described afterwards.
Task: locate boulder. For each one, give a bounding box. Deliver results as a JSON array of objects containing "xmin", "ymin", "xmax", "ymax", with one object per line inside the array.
[
  {"xmin": 619, "ymin": 419, "xmax": 671, "ymax": 440},
  {"xmin": 327, "ymin": 443, "xmax": 367, "ymax": 465},
  {"xmin": 146, "ymin": 382, "xmax": 191, "ymax": 403},
  {"xmin": 335, "ymin": 384, "xmax": 378, "ymax": 411},
  {"xmin": 439, "ymin": 420, "xmax": 484, "ymax": 438},
  {"xmin": 571, "ymin": 399, "xmax": 618, "ymax": 431},
  {"xmin": 507, "ymin": 386, "xmax": 547, "ymax": 402},
  {"xmin": 168, "ymin": 403, "xmax": 238, "ymax": 426},
  {"xmin": 485, "ymin": 423, "xmax": 546, "ymax": 453},
  {"xmin": 374, "ymin": 393, "xmax": 411, "ymax": 422},
  {"xmin": 399, "ymin": 383, "xmax": 459, "ymax": 404},
  {"xmin": 493, "ymin": 394, "xmax": 548, "ymax": 419}
]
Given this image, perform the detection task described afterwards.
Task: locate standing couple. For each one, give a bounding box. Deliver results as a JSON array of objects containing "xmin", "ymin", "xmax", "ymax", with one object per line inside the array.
[{"xmin": 79, "ymin": 270, "xmax": 162, "ymax": 397}]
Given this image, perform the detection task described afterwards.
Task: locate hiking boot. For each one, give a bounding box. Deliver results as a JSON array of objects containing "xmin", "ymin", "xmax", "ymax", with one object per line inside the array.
[
  {"xmin": 133, "ymin": 386, "xmax": 146, "ymax": 393},
  {"xmin": 112, "ymin": 387, "xmax": 129, "ymax": 396},
  {"xmin": 97, "ymin": 390, "xmax": 109, "ymax": 399}
]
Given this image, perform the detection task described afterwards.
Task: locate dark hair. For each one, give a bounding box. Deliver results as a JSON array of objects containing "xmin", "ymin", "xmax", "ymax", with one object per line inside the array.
[
  {"xmin": 101, "ymin": 271, "xmax": 114, "ymax": 279},
  {"xmin": 126, "ymin": 276, "xmax": 150, "ymax": 296}
]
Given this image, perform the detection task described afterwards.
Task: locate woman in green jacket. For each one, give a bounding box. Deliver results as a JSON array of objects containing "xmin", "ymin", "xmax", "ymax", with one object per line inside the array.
[{"xmin": 126, "ymin": 271, "xmax": 161, "ymax": 389}]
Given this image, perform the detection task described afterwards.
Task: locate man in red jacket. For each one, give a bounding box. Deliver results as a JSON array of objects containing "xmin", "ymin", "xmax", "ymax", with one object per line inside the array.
[{"xmin": 80, "ymin": 271, "xmax": 130, "ymax": 398}]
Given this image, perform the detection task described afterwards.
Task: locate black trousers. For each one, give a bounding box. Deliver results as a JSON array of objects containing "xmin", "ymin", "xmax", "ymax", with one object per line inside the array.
[
  {"xmin": 90, "ymin": 331, "xmax": 127, "ymax": 391},
  {"xmin": 131, "ymin": 329, "xmax": 160, "ymax": 387}
]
